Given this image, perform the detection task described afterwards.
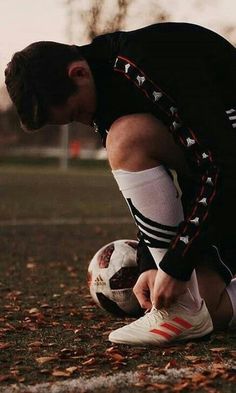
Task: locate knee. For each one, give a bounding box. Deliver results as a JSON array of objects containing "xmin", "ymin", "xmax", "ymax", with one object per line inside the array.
[
  {"xmin": 106, "ymin": 113, "xmax": 162, "ymax": 170},
  {"xmin": 106, "ymin": 113, "xmax": 189, "ymax": 174}
]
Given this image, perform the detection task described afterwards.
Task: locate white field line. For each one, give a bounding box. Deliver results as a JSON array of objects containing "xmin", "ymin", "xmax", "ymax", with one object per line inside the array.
[
  {"xmin": 0, "ymin": 217, "xmax": 133, "ymax": 227},
  {"xmin": 0, "ymin": 368, "xmax": 203, "ymax": 393}
]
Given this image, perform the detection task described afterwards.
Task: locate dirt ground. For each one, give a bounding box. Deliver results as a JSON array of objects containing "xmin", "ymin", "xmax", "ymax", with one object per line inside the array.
[{"xmin": 0, "ymin": 162, "xmax": 235, "ymax": 392}]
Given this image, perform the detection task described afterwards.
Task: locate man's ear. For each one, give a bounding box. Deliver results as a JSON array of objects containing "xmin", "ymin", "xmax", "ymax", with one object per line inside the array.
[{"xmin": 68, "ymin": 61, "xmax": 89, "ymax": 82}]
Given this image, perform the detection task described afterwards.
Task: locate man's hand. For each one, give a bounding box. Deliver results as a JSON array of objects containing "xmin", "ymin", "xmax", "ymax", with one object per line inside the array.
[
  {"xmin": 133, "ymin": 270, "xmax": 158, "ymax": 310},
  {"xmin": 133, "ymin": 268, "xmax": 189, "ymax": 310},
  {"xmin": 152, "ymin": 268, "xmax": 188, "ymax": 308}
]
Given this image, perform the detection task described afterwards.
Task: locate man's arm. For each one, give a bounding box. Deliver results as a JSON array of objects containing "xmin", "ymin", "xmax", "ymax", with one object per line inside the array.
[{"xmin": 114, "ymin": 56, "xmax": 223, "ymax": 282}]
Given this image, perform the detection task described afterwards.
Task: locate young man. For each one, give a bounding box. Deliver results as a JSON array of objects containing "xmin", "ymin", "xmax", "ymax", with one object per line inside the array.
[{"xmin": 5, "ymin": 22, "xmax": 236, "ymax": 346}]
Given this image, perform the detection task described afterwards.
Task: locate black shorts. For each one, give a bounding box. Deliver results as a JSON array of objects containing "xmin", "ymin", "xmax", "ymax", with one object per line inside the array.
[{"xmin": 195, "ymin": 243, "xmax": 235, "ymax": 285}]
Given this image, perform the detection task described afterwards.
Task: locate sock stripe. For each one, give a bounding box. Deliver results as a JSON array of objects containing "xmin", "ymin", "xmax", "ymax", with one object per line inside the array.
[
  {"xmin": 138, "ymin": 227, "xmax": 173, "ymax": 243},
  {"xmin": 138, "ymin": 225, "xmax": 173, "ymax": 243},
  {"xmin": 127, "ymin": 198, "xmax": 179, "ymax": 232},
  {"xmin": 135, "ymin": 216, "xmax": 176, "ymax": 239},
  {"xmin": 143, "ymin": 235, "xmax": 170, "ymax": 249}
]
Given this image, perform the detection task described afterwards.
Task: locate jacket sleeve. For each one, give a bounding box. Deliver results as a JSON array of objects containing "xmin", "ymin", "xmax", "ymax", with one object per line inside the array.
[{"xmin": 114, "ymin": 55, "xmax": 229, "ymax": 281}]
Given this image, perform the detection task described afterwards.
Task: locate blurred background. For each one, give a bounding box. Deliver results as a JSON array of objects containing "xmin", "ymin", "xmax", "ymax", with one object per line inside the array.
[
  {"xmin": 1, "ymin": 2, "xmax": 236, "ymax": 384},
  {"xmin": 0, "ymin": 0, "xmax": 235, "ymax": 169}
]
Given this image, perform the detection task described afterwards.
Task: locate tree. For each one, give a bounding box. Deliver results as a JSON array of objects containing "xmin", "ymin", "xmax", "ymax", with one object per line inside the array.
[
  {"xmin": 64, "ymin": 0, "xmax": 171, "ymax": 43},
  {"xmin": 84, "ymin": 0, "xmax": 131, "ymax": 40}
]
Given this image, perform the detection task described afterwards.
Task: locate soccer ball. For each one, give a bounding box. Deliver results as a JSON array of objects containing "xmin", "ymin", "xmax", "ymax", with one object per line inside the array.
[{"xmin": 88, "ymin": 239, "xmax": 142, "ymax": 317}]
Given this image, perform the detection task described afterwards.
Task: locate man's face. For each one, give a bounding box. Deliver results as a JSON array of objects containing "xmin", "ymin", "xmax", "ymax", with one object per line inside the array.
[{"xmin": 48, "ymin": 60, "xmax": 96, "ymax": 127}]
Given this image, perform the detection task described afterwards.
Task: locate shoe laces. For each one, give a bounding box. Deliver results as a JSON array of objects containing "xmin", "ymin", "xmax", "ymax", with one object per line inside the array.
[
  {"xmin": 149, "ymin": 306, "xmax": 170, "ymax": 321},
  {"xmin": 133, "ymin": 306, "xmax": 170, "ymax": 328}
]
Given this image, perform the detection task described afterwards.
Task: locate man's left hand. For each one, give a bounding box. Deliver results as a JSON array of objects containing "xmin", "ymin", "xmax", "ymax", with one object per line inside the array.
[{"xmin": 152, "ymin": 268, "xmax": 188, "ymax": 308}]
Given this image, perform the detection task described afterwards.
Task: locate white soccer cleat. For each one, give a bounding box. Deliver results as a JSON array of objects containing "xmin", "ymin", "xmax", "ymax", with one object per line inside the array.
[{"xmin": 109, "ymin": 300, "xmax": 213, "ymax": 346}]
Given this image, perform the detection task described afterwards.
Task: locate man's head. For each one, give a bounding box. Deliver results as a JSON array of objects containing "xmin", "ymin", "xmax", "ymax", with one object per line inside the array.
[{"xmin": 5, "ymin": 41, "xmax": 96, "ymax": 131}]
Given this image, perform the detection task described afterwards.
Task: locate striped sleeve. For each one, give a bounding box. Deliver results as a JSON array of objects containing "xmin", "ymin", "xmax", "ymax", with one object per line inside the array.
[{"xmin": 114, "ymin": 55, "xmax": 220, "ymax": 281}]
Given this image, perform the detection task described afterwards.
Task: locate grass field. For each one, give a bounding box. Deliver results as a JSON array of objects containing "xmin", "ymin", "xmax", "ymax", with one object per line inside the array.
[{"xmin": 0, "ymin": 161, "xmax": 235, "ymax": 392}]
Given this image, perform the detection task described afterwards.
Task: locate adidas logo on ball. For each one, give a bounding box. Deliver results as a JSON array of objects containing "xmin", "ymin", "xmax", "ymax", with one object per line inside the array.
[{"xmin": 94, "ymin": 275, "xmax": 106, "ymax": 286}]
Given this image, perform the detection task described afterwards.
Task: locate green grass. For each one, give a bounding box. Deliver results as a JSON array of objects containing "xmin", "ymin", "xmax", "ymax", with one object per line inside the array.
[
  {"xmin": 0, "ymin": 156, "xmax": 109, "ymax": 169},
  {"xmin": 0, "ymin": 161, "xmax": 127, "ymax": 220},
  {"xmin": 0, "ymin": 162, "xmax": 235, "ymax": 391}
]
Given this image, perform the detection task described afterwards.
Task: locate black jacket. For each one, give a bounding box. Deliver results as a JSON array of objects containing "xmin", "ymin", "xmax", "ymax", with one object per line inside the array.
[{"xmin": 80, "ymin": 23, "xmax": 236, "ymax": 281}]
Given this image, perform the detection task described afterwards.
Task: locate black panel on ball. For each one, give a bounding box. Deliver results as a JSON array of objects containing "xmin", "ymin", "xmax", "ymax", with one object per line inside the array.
[
  {"xmin": 109, "ymin": 266, "xmax": 140, "ymax": 289},
  {"xmin": 96, "ymin": 292, "xmax": 128, "ymax": 317}
]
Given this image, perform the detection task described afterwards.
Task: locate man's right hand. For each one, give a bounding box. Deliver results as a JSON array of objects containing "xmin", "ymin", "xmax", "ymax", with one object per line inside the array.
[{"xmin": 133, "ymin": 269, "xmax": 158, "ymax": 310}]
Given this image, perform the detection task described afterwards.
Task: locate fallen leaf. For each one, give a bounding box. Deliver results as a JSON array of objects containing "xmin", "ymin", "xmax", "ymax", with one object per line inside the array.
[
  {"xmin": 52, "ymin": 370, "xmax": 70, "ymax": 377},
  {"xmin": 184, "ymin": 355, "xmax": 203, "ymax": 363},
  {"xmin": 82, "ymin": 357, "xmax": 96, "ymax": 366},
  {"xmin": 147, "ymin": 383, "xmax": 169, "ymax": 390},
  {"xmin": 211, "ymin": 363, "xmax": 227, "ymax": 371},
  {"xmin": 106, "ymin": 346, "xmax": 118, "ymax": 354},
  {"xmin": 210, "ymin": 347, "xmax": 228, "ymax": 353},
  {"xmin": 0, "ymin": 342, "xmax": 11, "ymax": 350},
  {"xmin": 191, "ymin": 373, "xmax": 207, "ymax": 383},
  {"xmin": 66, "ymin": 366, "xmax": 78, "ymax": 374},
  {"xmin": 84, "ymin": 368, "xmax": 97, "ymax": 373},
  {"xmin": 137, "ymin": 363, "xmax": 150, "ymax": 369},
  {"xmin": 36, "ymin": 356, "xmax": 57, "ymax": 365},
  {"xmin": 5, "ymin": 290, "xmax": 22, "ymax": 300},
  {"xmin": 28, "ymin": 341, "xmax": 42, "ymax": 348},
  {"xmin": 39, "ymin": 369, "xmax": 50, "ymax": 374},
  {"xmin": 173, "ymin": 381, "xmax": 190, "ymax": 391},
  {"xmin": 29, "ymin": 308, "xmax": 40, "ymax": 314},
  {"xmin": 109, "ymin": 353, "xmax": 125, "ymax": 362},
  {"xmin": 26, "ymin": 263, "xmax": 37, "ymax": 269},
  {"xmin": 165, "ymin": 360, "xmax": 177, "ymax": 369}
]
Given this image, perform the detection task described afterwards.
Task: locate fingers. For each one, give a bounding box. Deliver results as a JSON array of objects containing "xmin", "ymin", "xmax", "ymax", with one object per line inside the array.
[
  {"xmin": 133, "ymin": 270, "xmax": 157, "ymax": 310},
  {"xmin": 152, "ymin": 269, "xmax": 188, "ymax": 309},
  {"xmin": 134, "ymin": 267, "xmax": 188, "ymax": 310},
  {"xmin": 133, "ymin": 287, "xmax": 152, "ymax": 310}
]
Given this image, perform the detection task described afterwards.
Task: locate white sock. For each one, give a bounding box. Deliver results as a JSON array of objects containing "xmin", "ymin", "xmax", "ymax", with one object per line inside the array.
[
  {"xmin": 112, "ymin": 166, "xmax": 202, "ymax": 311},
  {"xmin": 226, "ymin": 278, "xmax": 236, "ymax": 327}
]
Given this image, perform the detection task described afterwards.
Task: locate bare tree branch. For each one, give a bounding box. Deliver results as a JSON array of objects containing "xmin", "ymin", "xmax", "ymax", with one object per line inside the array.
[
  {"xmin": 64, "ymin": 0, "xmax": 171, "ymax": 43},
  {"xmin": 104, "ymin": 0, "xmax": 132, "ymax": 33}
]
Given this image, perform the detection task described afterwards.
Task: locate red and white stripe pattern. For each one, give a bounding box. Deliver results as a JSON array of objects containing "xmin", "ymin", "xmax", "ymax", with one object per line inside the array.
[{"xmin": 150, "ymin": 316, "xmax": 193, "ymax": 341}]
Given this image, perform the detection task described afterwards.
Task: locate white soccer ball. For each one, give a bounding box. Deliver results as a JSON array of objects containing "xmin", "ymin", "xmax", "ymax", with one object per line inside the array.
[{"xmin": 88, "ymin": 239, "xmax": 142, "ymax": 317}]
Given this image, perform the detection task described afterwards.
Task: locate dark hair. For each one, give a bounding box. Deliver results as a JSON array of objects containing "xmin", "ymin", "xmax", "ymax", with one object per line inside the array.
[{"xmin": 5, "ymin": 41, "xmax": 84, "ymax": 131}]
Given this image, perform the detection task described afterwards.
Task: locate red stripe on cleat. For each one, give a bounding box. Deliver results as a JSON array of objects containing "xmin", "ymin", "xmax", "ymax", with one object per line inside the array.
[
  {"xmin": 150, "ymin": 329, "xmax": 172, "ymax": 340},
  {"xmin": 172, "ymin": 317, "xmax": 192, "ymax": 329},
  {"xmin": 160, "ymin": 322, "xmax": 182, "ymax": 334}
]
